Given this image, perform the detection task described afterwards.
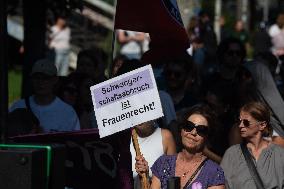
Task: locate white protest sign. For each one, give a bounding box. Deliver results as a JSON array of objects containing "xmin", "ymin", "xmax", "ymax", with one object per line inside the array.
[{"xmin": 90, "ymin": 65, "xmax": 163, "ymax": 138}]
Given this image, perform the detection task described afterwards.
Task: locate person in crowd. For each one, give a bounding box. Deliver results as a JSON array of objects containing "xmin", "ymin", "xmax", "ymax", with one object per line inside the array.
[
  {"xmin": 226, "ymin": 53, "xmax": 284, "ymax": 146},
  {"xmin": 76, "ymin": 75, "xmax": 97, "ymax": 129},
  {"xmin": 75, "ymin": 48, "xmax": 106, "ymax": 83},
  {"xmin": 186, "ymin": 16, "xmax": 200, "ymax": 43},
  {"xmin": 198, "ymin": 11, "xmax": 217, "ymax": 55},
  {"xmin": 252, "ymin": 22, "xmax": 272, "ymax": 56},
  {"xmin": 162, "ymin": 54, "xmax": 200, "ymax": 112},
  {"xmin": 131, "ymin": 120, "xmax": 176, "ymax": 189},
  {"xmin": 204, "ymin": 87, "xmax": 232, "ymax": 156},
  {"xmin": 186, "ymin": 16, "xmax": 205, "ymax": 66},
  {"xmin": 136, "ymin": 104, "xmax": 225, "ymax": 189},
  {"xmin": 169, "ymin": 106, "xmax": 223, "ymax": 162},
  {"xmin": 112, "ymin": 57, "xmax": 176, "ymax": 189},
  {"xmin": 117, "ymin": 29, "xmax": 148, "ymax": 60},
  {"xmin": 269, "ymin": 13, "xmax": 284, "ymax": 57},
  {"xmin": 56, "ymin": 75, "xmax": 79, "ymax": 108},
  {"xmin": 111, "ymin": 54, "xmax": 128, "ymax": 77},
  {"xmin": 221, "ymin": 101, "xmax": 284, "ymax": 189},
  {"xmin": 198, "ymin": 11, "xmax": 218, "ymax": 75},
  {"xmin": 48, "ymin": 15, "xmax": 71, "ymax": 76},
  {"xmin": 269, "ymin": 13, "xmax": 284, "ymax": 38},
  {"xmin": 202, "ymin": 37, "xmax": 246, "ymax": 134},
  {"xmin": 219, "ymin": 15, "xmax": 230, "ymax": 42},
  {"xmin": 232, "ymin": 59, "xmax": 284, "ymax": 147},
  {"xmin": 9, "ymin": 59, "xmax": 80, "ymax": 132},
  {"xmin": 58, "ymin": 71, "xmax": 100, "ymax": 130},
  {"xmin": 233, "ymin": 20, "xmax": 250, "ymax": 53}
]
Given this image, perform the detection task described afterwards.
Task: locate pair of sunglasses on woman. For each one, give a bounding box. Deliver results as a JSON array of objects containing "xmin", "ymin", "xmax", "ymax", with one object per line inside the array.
[
  {"xmin": 182, "ymin": 121, "xmax": 209, "ymax": 136},
  {"xmin": 237, "ymin": 119, "xmax": 264, "ymax": 127},
  {"xmin": 183, "ymin": 119, "xmax": 264, "ymax": 136}
]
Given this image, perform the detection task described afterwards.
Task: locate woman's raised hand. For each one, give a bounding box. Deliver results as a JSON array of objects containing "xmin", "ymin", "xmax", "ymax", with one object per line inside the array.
[{"xmin": 135, "ymin": 155, "xmax": 149, "ymax": 176}]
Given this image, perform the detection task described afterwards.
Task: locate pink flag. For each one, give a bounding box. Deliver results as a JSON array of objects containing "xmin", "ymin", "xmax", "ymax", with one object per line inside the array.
[{"xmin": 115, "ymin": 0, "xmax": 190, "ymax": 63}]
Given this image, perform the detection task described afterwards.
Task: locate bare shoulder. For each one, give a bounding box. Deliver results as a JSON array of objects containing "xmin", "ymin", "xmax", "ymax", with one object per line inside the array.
[
  {"xmin": 161, "ymin": 128, "xmax": 176, "ymax": 154},
  {"xmin": 161, "ymin": 128, "xmax": 174, "ymax": 139}
]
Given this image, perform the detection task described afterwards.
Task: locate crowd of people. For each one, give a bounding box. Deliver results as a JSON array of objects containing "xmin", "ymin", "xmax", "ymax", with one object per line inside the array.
[{"xmin": 7, "ymin": 12, "xmax": 284, "ymax": 189}]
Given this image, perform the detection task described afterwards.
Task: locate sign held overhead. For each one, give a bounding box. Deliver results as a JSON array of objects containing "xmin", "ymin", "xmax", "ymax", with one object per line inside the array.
[{"xmin": 90, "ymin": 65, "xmax": 163, "ymax": 138}]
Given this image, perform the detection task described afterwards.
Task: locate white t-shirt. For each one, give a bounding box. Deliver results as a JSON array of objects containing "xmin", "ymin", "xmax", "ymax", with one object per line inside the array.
[
  {"xmin": 268, "ymin": 24, "xmax": 284, "ymax": 53},
  {"xmin": 269, "ymin": 24, "xmax": 281, "ymax": 38},
  {"xmin": 9, "ymin": 96, "xmax": 80, "ymax": 132},
  {"xmin": 130, "ymin": 128, "xmax": 164, "ymax": 189},
  {"xmin": 49, "ymin": 25, "xmax": 71, "ymax": 50},
  {"xmin": 119, "ymin": 30, "xmax": 143, "ymax": 55}
]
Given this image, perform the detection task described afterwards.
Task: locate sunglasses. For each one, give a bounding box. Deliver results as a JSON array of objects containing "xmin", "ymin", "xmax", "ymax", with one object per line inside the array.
[
  {"xmin": 182, "ymin": 121, "xmax": 209, "ymax": 136},
  {"xmin": 237, "ymin": 118, "xmax": 263, "ymax": 127}
]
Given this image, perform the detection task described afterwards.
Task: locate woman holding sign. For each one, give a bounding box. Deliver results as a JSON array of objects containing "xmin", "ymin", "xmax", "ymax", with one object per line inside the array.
[
  {"xmin": 131, "ymin": 120, "xmax": 176, "ymax": 189},
  {"xmin": 135, "ymin": 104, "xmax": 225, "ymax": 189}
]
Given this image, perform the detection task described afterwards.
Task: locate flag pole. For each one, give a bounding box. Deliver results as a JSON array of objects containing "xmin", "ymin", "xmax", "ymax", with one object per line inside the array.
[
  {"xmin": 110, "ymin": 0, "xmax": 117, "ymax": 78},
  {"xmin": 131, "ymin": 129, "xmax": 150, "ymax": 189}
]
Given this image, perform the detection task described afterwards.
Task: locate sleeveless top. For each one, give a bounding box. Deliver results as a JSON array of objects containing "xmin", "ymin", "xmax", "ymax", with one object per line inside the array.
[{"xmin": 130, "ymin": 128, "xmax": 164, "ymax": 189}]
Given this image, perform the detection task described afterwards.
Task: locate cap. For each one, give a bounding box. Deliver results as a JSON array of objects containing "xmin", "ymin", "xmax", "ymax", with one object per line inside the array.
[{"xmin": 31, "ymin": 59, "xmax": 57, "ymax": 76}]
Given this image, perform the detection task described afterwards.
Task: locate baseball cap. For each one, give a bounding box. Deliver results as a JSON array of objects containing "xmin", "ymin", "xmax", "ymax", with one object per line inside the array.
[{"xmin": 31, "ymin": 59, "xmax": 57, "ymax": 76}]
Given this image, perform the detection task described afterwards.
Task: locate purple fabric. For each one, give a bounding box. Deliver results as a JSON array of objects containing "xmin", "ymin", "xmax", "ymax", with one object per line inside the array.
[{"xmin": 151, "ymin": 155, "xmax": 225, "ymax": 189}]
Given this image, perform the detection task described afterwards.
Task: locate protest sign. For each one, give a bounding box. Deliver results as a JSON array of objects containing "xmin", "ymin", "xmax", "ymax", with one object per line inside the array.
[{"xmin": 90, "ymin": 65, "xmax": 163, "ymax": 138}]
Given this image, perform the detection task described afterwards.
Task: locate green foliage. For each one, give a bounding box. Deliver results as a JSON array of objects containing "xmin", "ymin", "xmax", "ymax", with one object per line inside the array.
[{"xmin": 8, "ymin": 69, "xmax": 22, "ymax": 106}]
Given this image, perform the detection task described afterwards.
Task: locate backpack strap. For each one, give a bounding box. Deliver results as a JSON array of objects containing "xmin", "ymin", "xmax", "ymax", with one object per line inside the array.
[
  {"xmin": 240, "ymin": 143, "xmax": 265, "ymax": 189},
  {"xmin": 24, "ymin": 97, "xmax": 32, "ymax": 112}
]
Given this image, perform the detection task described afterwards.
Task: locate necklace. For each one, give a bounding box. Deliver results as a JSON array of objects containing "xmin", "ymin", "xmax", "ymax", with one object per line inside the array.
[
  {"xmin": 182, "ymin": 170, "xmax": 190, "ymax": 178},
  {"xmin": 177, "ymin": 153, "xmax": 204, "ymax": 178}
]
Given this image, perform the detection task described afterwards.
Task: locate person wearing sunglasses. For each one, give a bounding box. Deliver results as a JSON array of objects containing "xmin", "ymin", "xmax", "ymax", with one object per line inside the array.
[
  {"xmin": 135, "ymin": 105, "xmax": 225, "ymax": 189},
  {"xmin": 202, "ymin": 37, "xmax": 246, "ymax": 149},
  {"xmin": 221, "ymin": 101, "xmax": 284, "ymax": 189},
  {"xmin": 9, "ymin": 59, "xmax": 80, "ymax": 133},
  {"xmin": 132, "ymin": 120, "xmax": 176, "ymax": 189}
]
